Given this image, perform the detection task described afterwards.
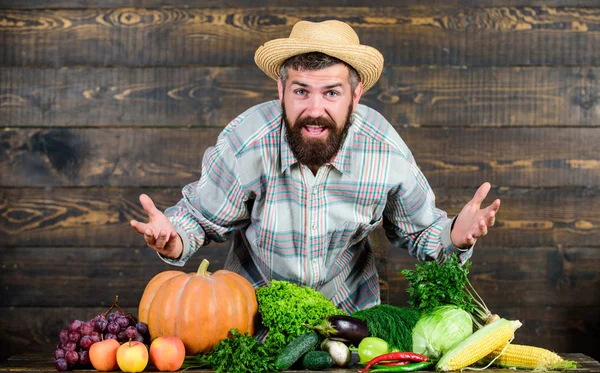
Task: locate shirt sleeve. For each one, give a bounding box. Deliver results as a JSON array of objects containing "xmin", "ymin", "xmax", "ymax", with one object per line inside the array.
[
  {"xmin": 158, "ymin": 134, "xmax": 251, "ymax": 266},
  {"xmin": 382, "ymin": 151, "xmax": 473, "ymax": 264}
]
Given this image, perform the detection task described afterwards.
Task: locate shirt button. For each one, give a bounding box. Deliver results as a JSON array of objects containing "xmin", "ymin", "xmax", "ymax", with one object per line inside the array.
[{"xmin": 312, "ymin": 224, "xmax": 317, "ymax": 230}]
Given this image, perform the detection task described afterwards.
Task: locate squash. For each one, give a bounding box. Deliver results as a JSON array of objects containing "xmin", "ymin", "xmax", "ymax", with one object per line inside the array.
[{"xmin": 138, "ymin": 259, "xmax": 258, "ymax": 355}]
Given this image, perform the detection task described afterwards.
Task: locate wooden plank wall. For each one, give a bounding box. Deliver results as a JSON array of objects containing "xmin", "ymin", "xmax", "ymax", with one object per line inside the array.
[{"xmin": 1, "ymin": 0, "xmax": 599, "ymax": 362}]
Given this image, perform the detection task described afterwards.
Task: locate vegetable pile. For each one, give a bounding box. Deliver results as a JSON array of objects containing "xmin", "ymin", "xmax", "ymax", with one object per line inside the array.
[
  {"xmin": 400, "ymin": 254, "xmax": 577, "ymax": 371},
  {"xmin": 177, "ymin": 255, "xmax": 577, "ymax": 373}
]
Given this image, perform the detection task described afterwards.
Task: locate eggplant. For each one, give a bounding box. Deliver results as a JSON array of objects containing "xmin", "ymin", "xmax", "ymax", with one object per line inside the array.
[{"xmin": 304, "ymin": 315, "xmax": 369, "ymax": 347}]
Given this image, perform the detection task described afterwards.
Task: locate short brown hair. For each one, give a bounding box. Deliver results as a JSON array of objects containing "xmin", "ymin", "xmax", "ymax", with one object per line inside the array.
[{"xmin": 279, "ymin": 52, "xmax": 360, "ymax": 92}]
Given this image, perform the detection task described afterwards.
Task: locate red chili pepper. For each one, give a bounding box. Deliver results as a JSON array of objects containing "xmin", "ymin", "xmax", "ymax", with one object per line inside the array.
[{"xmin": 358, "ymin": 352, "xmax": 428, "ymax": 373}]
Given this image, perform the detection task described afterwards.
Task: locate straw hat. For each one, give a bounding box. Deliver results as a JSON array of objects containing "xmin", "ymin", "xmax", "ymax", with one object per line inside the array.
[{"xmin": 254, "ymin": 20, "xmax": 384, "ymax": 91}]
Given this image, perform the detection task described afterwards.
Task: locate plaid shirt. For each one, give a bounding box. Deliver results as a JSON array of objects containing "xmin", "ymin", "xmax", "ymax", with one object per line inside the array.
[{"xmin": 162, "ymin": 100, "xmax": 470, "ymax": 313}]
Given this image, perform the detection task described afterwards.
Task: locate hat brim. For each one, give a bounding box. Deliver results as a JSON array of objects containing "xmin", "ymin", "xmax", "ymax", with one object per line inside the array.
[{"xmin": 254, "ymin": 39, "xmax": 384, "ymax": 92}]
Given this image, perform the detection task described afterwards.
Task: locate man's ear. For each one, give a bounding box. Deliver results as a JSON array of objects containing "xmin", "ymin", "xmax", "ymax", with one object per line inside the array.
[
  {"xmin": 352, "ymin": 82, "xmax": 364, "ymax": 111},
  {"xmin": 277, "ymin": 78, "xmax": 284, "ymax": 101}
]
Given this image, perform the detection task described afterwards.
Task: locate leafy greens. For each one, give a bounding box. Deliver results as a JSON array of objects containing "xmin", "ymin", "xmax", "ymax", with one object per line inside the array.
[
  {"xmin": 256, "ymin": 280, "xmax": 346, "ymax": 352},
  {"xmin": 400, "ymin": 254, "xmax": 493, "ymax": 329},
  {"xmin": 181, "ymin": 329, "xmax": 278, "ymax": 373}
]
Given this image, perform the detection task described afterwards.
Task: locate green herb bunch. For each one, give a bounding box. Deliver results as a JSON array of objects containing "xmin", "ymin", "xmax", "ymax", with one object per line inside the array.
[
  {"xmin": 256, "ymin": 280, "xmax": 346, "ymax": 352},
  {"xmin": 182, "ymin": 329, "xmax": 277, "ymax": 373},
  {"xmin": 400, "ymin": 254, "xmax": 493, "ymax": 328},
  {"xmin": 351, "ymin": 304, "xmax": 420, "ymax": 352}
]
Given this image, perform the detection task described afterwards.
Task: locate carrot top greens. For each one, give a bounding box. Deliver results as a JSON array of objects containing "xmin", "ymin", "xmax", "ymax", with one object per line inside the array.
[{"xmin": 400, "ymin": 254, "xmax": 493, "ymax": 329}]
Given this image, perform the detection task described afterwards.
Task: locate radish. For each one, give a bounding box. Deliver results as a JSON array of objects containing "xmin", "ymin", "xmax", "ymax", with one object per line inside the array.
[{"xmin": 321, "ymin": 338, "xmax": 351, "ymax": 367}]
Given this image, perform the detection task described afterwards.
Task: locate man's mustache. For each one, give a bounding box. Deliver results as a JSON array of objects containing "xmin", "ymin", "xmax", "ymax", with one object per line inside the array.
[{"xmin": 295, "ymin": 116, "xmax": 337, "ymax": 130}]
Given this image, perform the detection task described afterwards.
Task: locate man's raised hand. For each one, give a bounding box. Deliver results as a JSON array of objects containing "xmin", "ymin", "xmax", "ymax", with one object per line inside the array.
[
  {"xmin": 450, "ymin": 182, "xmax": 501, "ymax": 248},
  {"xmin": 130, "ymin": 194, "xmax": 183, "ymax": 259}
]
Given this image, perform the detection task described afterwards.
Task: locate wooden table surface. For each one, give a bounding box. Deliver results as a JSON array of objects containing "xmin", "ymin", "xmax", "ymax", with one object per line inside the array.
[{"xmin": 1, "ymin": 352, "xmax": 599, "ymax": 373}]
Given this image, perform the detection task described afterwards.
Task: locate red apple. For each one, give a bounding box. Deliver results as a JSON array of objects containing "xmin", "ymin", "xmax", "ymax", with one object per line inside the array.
[
  {"xmin": 89, "ymin": 338, "xmax": 120, "ymax": 371},
  {"xmin": 149, "ymin": 336, "xmax": 186, "ymax": 372},
  {"xmin": 116, "ymin": 340, "xmax": 148, "ymax": 373}
]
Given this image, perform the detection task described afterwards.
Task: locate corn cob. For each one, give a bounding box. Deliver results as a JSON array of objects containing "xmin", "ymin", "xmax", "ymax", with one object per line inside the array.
[
  {"xmin": 436, "ymin": 318, "xmax": 522, "ymax": 371},
  {"xmin": 480, "ymin": 343, "xmax": 577, "ymax": 370}
]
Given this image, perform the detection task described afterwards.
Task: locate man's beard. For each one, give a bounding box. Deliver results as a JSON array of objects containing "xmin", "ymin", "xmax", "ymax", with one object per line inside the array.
[{"xmin": 283, "ymin": 102, "xmax": 353, "ymax": 169}]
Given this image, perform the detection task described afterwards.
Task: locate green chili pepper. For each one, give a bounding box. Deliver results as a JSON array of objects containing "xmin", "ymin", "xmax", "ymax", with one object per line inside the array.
[
  {"xmin": 369, "ymin": 361, "xmax": 433, "ymax": 372},
  {"xmin": 357, "ymin": 337, "xmax": 390, "ymax": 364}
]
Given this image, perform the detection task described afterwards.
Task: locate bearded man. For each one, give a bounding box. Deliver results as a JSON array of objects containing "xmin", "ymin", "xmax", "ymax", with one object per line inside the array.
[{"xmin": 130, "ymin": 20, "xmax": 500, "ymax": 313}]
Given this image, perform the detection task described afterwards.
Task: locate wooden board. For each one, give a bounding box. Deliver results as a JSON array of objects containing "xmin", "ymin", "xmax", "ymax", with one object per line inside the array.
[
  {"xmin": 3, "ymin": 67, "xmax": 600, "ymax": 128},
  {"xmin": 0, "ymin": 246, "xmax": 228, "ymax": 307},
  {"xmin": 0, "ymin": 187, "xmax": 182, "ymax": 247},
  {"xmin": 2, "ymin": 187, "xmax": 599, "ymax": 248},
  {"xmin": 0, "ymin": 128, "xmax": 219, "ymax": 187},
  {"xmin": 386, "ymin": 246, "xmax": 600, "ymax": 309},
  {"xmin": 2, "ymin": 127, "xmax": 600, "ymax": 188},
  {"xmin": 2, "ymin": 0, "xmax": 600, "ymax": 366},
  {"xmin": 3, "ymin": 1, "xmax": 600, "ymax": 8},
  {"xmin": 2, "ymin": 7, "xmax": 600, "ymax": 67},
  {"xmin": 1, "ymin": 245, "xmax": 597, "ymax": 308}
]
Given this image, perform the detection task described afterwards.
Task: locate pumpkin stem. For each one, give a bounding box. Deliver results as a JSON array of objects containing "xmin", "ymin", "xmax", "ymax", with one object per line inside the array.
[{"xmin": 197, "ymin": 259, "xmax": 210, "ymax": 276}]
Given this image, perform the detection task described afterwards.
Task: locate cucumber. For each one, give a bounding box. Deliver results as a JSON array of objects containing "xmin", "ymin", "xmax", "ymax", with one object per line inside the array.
[
  {"xmin": 302, "ymin": 351, "xmax": 335, "ymax": 370},
  {"xmin": 274, "ymin": 331, "xmax": 320, "ymax": 370}
]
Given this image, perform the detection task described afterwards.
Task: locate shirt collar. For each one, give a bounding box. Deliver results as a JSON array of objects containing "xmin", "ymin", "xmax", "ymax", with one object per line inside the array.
[{"xmin": 279, "ymin": 112, "xmax": 356, "ymax": 175}]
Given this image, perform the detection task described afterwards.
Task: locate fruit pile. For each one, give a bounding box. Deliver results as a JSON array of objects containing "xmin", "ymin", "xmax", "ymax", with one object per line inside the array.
[
  {"xmin": 53, "ymin": 260, "xmax": 255, "ymax": 372},
  {"xmin": 53, "ymin": 297, "xmax": 150, "ymax": 371}
]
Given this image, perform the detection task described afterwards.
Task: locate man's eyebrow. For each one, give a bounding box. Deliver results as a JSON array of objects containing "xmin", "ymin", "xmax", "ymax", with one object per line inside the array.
[
  {"xmin": 290, "ymin": 80, "xmax": 309, "ymax": 87},
  {"xmin": 324, "ymin": 83, "xmax": 343, "ymax": 90},
  {"xmin": 290, "ymin": 81, "xmax": 343, "ymax": 90}
]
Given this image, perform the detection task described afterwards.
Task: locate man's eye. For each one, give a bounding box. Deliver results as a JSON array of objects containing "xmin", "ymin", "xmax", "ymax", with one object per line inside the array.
[
  {"xmin": 326, "ymin": 91, "xmax": 339, "ymax": 97},
  {"xmin": 294, "ymin": 89, "xmax": 307, "ymax": 95}
]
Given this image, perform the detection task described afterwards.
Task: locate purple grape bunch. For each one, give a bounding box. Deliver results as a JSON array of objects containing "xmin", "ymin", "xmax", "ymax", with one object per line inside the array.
[{"xmin": 53, "ymin": 297, "xmax": 151, "ymax": 371}]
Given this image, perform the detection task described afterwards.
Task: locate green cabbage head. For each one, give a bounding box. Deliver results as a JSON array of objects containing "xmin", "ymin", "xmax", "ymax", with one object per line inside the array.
[{"xmin": 412, "ymin": 305, "xmax": 473, "ymax": 360}]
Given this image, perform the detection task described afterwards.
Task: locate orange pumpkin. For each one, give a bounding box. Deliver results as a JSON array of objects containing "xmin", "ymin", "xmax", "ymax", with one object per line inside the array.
[{"xmin": 138, "ymin": 259, "xmax": 258, "ymax": 355}]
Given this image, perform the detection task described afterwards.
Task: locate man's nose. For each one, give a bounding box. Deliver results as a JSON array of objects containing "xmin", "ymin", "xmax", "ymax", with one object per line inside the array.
[{"xmin": 303, "ymin": 95, "xmax": 327, "ymax": 118}]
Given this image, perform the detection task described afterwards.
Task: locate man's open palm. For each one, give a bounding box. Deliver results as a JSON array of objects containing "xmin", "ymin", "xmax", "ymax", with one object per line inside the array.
[
  {"xmin": 130, "ymin": 194, "xmax": 183, "ymax": 258},
  {"xmin": 450, "ymin": 182, "xmax": 500, "ymax": 248}
]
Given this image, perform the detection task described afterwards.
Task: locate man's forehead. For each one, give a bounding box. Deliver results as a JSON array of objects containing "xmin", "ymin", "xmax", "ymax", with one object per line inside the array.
[{"xmin": 286, "ymin": 65, "xmax": 350, "ymax": 87}]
